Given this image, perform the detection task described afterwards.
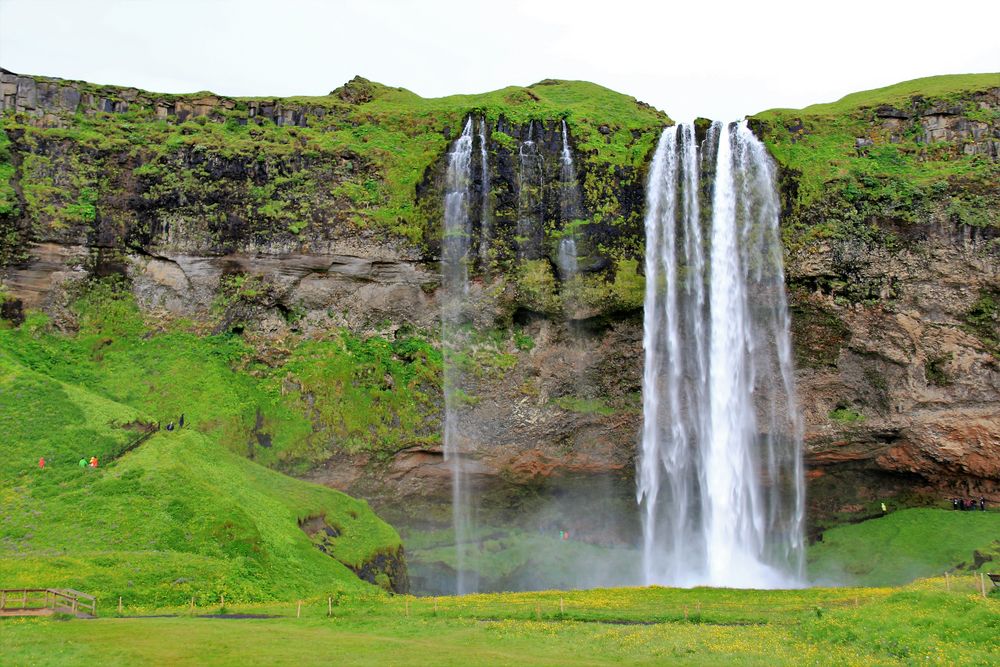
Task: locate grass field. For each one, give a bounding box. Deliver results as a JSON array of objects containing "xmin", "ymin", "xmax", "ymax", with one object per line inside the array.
[
  {"xmin": 809, "ymin": 508, "xmax": 1000, "ymax": 586},
  {"xmin": 1, "ymin": 581, "xmax": 997, "ymax": 665}
]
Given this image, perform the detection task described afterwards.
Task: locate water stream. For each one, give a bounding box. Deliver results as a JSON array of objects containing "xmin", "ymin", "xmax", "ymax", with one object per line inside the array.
[
  {"xmin": 557, "ymin": 119, "xmax": 580, "ymax": 280},
  {"xmin": 637, "ymin": 120, "xmax": 804, "ymax": 588},
  {"xmin": 441, "ymin": 117, "xmax": 476, "ymax": 594}
]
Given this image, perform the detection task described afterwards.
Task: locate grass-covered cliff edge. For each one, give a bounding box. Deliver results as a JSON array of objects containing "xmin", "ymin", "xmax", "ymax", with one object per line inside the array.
[{"xmin": 1, "ymin": 69, "xmax": 999, "ymax": 595}]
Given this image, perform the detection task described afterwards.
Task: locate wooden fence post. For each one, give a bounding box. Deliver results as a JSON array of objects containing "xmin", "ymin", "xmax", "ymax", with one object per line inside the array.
[
  {"xmin": 118, "ymin": 596, "xmax": 123, "ymax": 614},
  {"xmin": 945, "ymin": 572, "xmax": 950, "ymax": 591},
  {"xmin": 328, "ymin": 596, "xmax": 332, "ymax": 617},
  {"xmin": 297, "ymin": 600, "xmax": 302, "ymax": 618},
  {"xmin": 220, "ymin": 593, "xmax": 225, "ymax": 609},
  {"xmin": 405, "ymin": 597, "xmax": 410, "ymax": 617},
  {"xmin": 982, "ymin": 573, "xmax": 988, "ymax": 599}
]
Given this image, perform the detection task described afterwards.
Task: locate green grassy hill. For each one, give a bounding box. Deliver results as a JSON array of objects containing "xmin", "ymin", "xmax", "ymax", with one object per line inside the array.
[
  {"xmin": 0, "ymin": 318, "xmax": 405, "ymax": 605},
  {"xmin": 809, "ymin": 508, "xmax": 1000, "ymax": 586}
]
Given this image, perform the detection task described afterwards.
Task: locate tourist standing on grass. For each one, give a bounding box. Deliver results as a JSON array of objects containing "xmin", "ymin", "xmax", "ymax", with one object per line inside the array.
[
  {"xmin": 881, "ymin": 502, "xmax": 887, "ymax": 514},
  {"xmin": 179, "ymin": 413, "xmax": 185, "ymax": 428},
  {"xmin": 38, "ymin": 457, "xmax": 45, "ymax": 469},
  {"xmin": 981, "ymin": 497, "xmax": 986, "ymax": 511},
  {"xmin": 89, "ymin": 456, "xmax": 98, "ymax": 468}
]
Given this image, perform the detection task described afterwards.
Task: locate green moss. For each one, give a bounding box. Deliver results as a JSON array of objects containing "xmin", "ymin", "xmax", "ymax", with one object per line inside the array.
[
  {"xmin": 924, "ymin": 353, "xmax": 953, "ymax": 386},
  {"xmin": 962, "ymin": 289, "xmax": 1000, "ymax": 356},
  {"xmin": 516, "ymin": 259, "xmax": 561, "ymax": 313},
  {"xmin": 554, "ymin": 396, "xmax": 615, "ymax": 416},
  {"xmin": 0, "ymin": 128, "xmax": 19, "ymax": 218},
  {"xmin": 513, "ymin": 330, "xmax": 534, "ymax": 351},
  {"xmin": 829, "ymin": 407, "xmax": 865, "ymax": 424}
]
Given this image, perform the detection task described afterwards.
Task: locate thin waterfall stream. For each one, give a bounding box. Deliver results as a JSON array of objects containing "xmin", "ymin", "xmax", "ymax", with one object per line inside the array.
[
  {"xmin": 441, "ymin": 117, "xmax": 475, "ymax": 594},
  {"xmin": 558, "ymin": 119, "xmax": 580, "ymax": 280}
]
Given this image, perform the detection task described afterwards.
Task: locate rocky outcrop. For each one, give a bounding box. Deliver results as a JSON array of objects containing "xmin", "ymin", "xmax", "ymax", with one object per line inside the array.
[
  {"xmin": 789, "ymin": 216, "xmax": 1000, "ymax": 521},
  {"xmin": 868, "ymin": 90, "xmax": 1000, "ymax": 157},
  {"xmin": 299, "ymin": 514, "xmax": 409, "ymax": 593},
  {"xmin": 1, "ymin": 67, "xmax": 337, "ymax": 127}
]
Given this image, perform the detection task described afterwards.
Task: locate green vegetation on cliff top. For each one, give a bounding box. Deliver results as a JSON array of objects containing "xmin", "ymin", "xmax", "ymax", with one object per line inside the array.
[
  {"xmin": 763, "ymin": 73, "xmax": 1000, "ymax": 117},
  {"xmin": 0, "ymin": 74, "xmax": 667, "ymax": 250},
  {"xmin": 752, "ymin": 73, "xmax": 1000, "ymax": 248}
]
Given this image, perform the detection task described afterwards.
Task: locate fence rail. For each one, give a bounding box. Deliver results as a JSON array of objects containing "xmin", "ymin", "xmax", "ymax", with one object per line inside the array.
[{"xmin": 0, "ymin": 588, "xmax": 97, "ymax": 617}]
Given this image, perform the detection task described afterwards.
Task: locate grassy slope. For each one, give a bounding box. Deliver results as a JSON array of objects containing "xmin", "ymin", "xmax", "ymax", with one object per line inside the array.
[
  {"xmin": 0, "ymin": 282, "xmax": 442, "ymax": 469},
  {"xmin": 1, "ymin": 582, "xmax": 997, "ymax": 665},
  {"xmin": 808, "ymin": 508, "xmax": 1000, "ymax": 586},
  {"xmin": 789, "ymin": 74, "xmax": 1000, "ymax": 115},
  {"xmin": 0, "ymin": 323, "xmax": 403, "ymax": 605}
]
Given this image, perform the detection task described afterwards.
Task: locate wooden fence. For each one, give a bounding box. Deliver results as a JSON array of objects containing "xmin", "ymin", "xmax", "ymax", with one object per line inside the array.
[{"xmin": 0, "ymin": 588, "xmax": 97, "ymax": 617}]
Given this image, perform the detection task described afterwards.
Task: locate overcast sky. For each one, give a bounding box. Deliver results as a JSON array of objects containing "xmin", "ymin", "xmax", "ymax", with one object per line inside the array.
[{"xmin": 1, "ymin": 0, "xmax": 998, "ymax": 121}]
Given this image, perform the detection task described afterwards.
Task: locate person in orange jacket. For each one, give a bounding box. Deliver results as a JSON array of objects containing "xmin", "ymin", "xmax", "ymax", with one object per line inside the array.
[
  {"xmin": 89, "ymin": 456, "xmax": 98, "ymax": 468},
  {"xmin": 39, "ymin": 457, "xmax": 46, "ymax": 469}
]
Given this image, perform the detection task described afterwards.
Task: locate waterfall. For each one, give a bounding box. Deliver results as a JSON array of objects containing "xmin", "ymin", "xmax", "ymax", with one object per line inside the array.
[
  {"xmin": 517, "ymin": 121, "xmax": 544, "ymax": 259},
  {"xmin": 557, "ymin": 237, "xmax": 578, "ymax": 280},
  {"xmin": 557, "ymin": 119, "xmax": 581, "ymax": 280},
  {"xmin": 477, "ymin": 117, "xmax": 492, "ymax": 267},
  {"xmin": 442, "ymin": 117, "xmax": 476, "ymax": 594},
  {"xmin": 637, "ymin": 120, "xmax": 804, "ymax": 588}
]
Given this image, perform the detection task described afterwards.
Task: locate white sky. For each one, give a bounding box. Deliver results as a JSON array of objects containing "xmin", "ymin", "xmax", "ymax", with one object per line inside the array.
[{"xmin": 1, "ymin": 0, "xmax": 998, "ymax": 121}]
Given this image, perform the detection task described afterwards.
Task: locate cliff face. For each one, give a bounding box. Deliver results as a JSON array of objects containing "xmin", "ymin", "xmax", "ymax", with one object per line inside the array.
[{"xmin": 1, "ymin": 69, "xmax": 998, "ymax": 546}]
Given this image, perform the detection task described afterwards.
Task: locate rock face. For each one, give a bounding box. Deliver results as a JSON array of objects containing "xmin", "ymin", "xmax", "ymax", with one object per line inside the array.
[
  {"xmin": 789, "ymin": 220, "xmax": 999, "ymax": 524},
  {"xmin": 2, "ymin": 69, "xmax": 999, "ymax": 545}
]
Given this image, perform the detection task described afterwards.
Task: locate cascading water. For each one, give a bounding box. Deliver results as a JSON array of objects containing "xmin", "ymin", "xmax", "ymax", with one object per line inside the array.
[
  {"xmin": 441, "ymin": 117, "xmax": 476, "ymax": 594},
  {"xmin": 557, "ymin": 119, "xmax": 580, "ymax": 280},
  {"xmin": 637, "ymin": 120, "xmax": 804, "ymax": 589},
  {"xmin": 517, "ymin": 121, "xmax": 544, "ymax": 259},
  {"xmin": 477, "ymin": 118, "xmax": 492, "ymax": 267}
]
